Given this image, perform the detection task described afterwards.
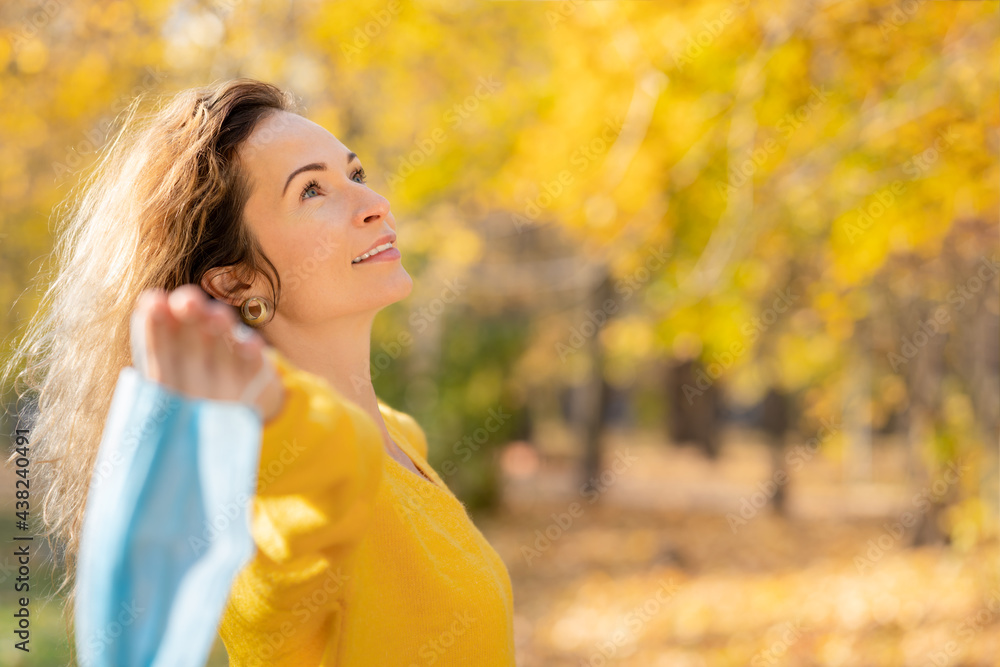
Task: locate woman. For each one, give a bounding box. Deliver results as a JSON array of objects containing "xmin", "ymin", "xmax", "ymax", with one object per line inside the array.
[{"xmin": 3, "ymin": 78, "xmax": 515, "ymax": 665}]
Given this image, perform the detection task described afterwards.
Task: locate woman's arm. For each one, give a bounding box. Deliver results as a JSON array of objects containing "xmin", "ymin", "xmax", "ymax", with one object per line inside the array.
[
  {"xmin": 130, "ymin": 285, "xmax": 384, "ymax": 664},
  {"xmin": 249, "ymin": 346, "xmax": 384, "ymax": 569},
  {"xmin": 220, "ymin": 346, "xmax": 383, "ymax": 665}
]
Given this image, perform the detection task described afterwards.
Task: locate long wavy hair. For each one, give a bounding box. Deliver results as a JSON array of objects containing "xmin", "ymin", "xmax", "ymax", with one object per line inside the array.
[{"xmin": 1, "ymin": 78, "xmax": 298, "ymax": 619}]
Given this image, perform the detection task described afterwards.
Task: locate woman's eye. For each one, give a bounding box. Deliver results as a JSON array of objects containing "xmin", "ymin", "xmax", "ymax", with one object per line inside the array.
[
  {"xmin": 300, "ymin": 180, "xmax": 320, "ymax": 200},
  {"xmin": 300, "ymin": 170, "xmax": 365, "ymax": 201}
]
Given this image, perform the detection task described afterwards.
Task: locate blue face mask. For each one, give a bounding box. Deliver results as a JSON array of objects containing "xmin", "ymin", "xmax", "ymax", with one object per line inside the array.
[{"xmin": 74, "ymin": 364, "xmax": 263, "ymax": 667}]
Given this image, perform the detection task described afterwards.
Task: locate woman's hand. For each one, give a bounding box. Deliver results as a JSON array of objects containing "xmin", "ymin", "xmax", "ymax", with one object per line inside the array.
[{"xmin": 129, "ymin": 284, "xmax": 285, "ymax": 424}]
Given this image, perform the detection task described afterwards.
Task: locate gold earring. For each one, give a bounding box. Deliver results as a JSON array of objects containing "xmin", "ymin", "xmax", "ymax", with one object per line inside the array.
[{"xmin": 240, "ymin": 296, "xmax": 272, "ymax": 324}]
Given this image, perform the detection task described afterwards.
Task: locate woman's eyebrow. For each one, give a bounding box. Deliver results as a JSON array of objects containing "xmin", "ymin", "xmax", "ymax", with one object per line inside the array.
[
  {"xmin": 281, "ymin": 152, "xmax": 359, "ymax": 197},
  {"xmin": 282, "ymin": 163, "xmax": 325, "ymax": 197}
]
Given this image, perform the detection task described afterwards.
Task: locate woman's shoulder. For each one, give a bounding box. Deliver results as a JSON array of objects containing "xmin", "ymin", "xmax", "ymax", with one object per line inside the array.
[{"xmin": 378, "ymin": 400, "xmax": 429, "ymax": 461}]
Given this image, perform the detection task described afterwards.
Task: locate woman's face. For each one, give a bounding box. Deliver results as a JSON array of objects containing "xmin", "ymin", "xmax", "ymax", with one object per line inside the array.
[{"xmin": 235, "ymin": 110, "xmax": 412, "ymax": 324}]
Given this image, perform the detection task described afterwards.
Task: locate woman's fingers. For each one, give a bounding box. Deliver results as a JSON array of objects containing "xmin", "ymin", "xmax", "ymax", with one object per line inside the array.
[
  {"xmin": 128, "ymin": 284, "xmax": 284, "ymax": 421},
  {"xmin": 141, "ymin": 289, "xmax": 181, "ymax": 389},
  {"xmin": 169, "ymin": 285, "xmax": 213, "ymax": 396}
]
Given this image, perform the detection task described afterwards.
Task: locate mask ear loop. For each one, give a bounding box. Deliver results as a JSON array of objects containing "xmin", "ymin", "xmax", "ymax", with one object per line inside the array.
[
  {"xmin": 233, "ymin": 322, "xmax": 276, "ymax": 419},
  {"xmin": 130, "ymin": 308, "xmax": 149, "ymax": 377}
]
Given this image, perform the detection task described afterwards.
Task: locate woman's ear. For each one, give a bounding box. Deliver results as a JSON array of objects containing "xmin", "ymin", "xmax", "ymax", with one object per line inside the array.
[{"xmin": 200, "ymin": 266, "xmax": 246, "ymax": 308}]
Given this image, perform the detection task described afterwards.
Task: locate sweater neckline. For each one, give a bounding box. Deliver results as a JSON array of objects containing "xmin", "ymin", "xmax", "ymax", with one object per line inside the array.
[{"xmin": 379, "ymin": 405, "xmax": 441, "ymax": 490}]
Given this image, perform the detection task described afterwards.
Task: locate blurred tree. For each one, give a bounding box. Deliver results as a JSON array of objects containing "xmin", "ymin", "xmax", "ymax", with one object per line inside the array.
[{"xmin": 0, "ymin": 1, "xmax": 996, "ymax": 540}]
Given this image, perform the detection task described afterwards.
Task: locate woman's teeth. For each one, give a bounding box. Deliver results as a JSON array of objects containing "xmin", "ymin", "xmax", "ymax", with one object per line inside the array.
[{"xmin": 352, "ymin": 242, "xmax": 394, "ymax": 264}]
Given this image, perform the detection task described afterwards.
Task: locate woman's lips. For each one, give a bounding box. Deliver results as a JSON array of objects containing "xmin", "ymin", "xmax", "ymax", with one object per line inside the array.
[{"xmin": 352, "ymin": 247, "xmax": 401, "ymax": 265}]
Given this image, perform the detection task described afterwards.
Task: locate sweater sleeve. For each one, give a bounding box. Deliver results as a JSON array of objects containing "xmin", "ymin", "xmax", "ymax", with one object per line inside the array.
[{"xmin": 219, "ymin": 346, "xmax": 384, "ymax": 665}]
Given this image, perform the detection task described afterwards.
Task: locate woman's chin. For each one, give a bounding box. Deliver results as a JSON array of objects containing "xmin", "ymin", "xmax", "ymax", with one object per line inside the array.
[{"xmin": 382, "ymin": 268, "xmax": 414, "ymax": 303}]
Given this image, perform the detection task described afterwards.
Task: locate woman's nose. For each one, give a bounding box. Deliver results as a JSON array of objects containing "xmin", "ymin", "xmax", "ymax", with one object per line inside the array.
[{"xmin": 360, "ymin": 192, "xmax": 390, "ymax": 225}]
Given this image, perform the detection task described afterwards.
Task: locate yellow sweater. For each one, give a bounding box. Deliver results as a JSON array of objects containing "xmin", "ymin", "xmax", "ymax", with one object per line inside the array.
[{"xmin": 219, "ymin": 347, "xmax": 516, "ymax": 666}]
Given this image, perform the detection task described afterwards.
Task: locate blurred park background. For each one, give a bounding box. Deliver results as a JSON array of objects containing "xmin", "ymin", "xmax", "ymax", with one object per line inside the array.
[{"xmin": 1, "ymin": 0, "xmax": 998, "ymax": 665}]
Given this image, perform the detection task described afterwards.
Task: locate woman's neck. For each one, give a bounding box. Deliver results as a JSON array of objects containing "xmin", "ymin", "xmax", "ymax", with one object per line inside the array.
[{"xmin": 262, "ymin": 312, "xmax": 392, "ymax": 445}]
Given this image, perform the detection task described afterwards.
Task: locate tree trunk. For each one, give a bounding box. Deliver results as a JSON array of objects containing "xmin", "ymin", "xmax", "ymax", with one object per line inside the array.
[
  {"xmin": 760, "ymin": 387, "xmax": 791, "ymax": 515},
  {"xmin": 581, "ymin": 271, "xmax": 613, "ymax": 495}
]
